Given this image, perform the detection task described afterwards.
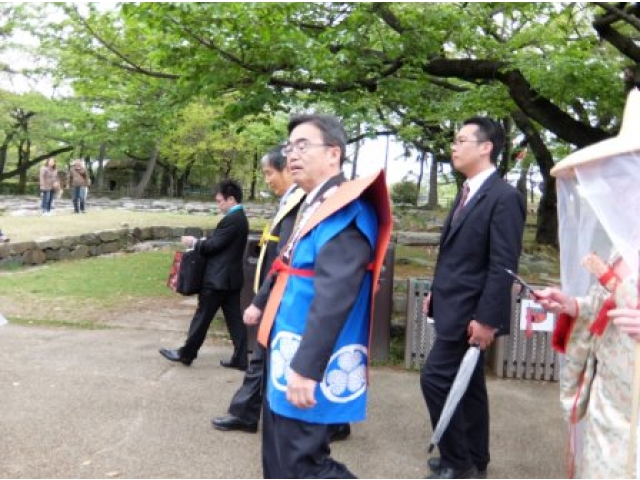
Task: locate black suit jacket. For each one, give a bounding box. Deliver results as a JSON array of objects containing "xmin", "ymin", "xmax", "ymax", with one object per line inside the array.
[
  {"xmin": 429, "ymin": 172, "xmax": 526, "ymax": 342},
  {"xmin": 194, "ymin": 208, "xmax": 249, "ymax": 291}
]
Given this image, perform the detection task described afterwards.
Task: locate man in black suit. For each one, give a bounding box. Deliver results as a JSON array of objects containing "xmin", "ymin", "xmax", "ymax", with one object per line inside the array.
[
  {"xmin": 422, "ymin": 117, "xmax": 526, "ymax": 479},
  {"xmin": 159, "ymin": 179, "xmax": 249, "ymax": 370}
]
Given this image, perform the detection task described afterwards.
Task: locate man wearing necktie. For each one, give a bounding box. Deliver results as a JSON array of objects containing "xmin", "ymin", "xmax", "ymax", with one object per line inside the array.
[{"xmin": 422, "ymin": 117, "xmax": 526, "ymax": 479}]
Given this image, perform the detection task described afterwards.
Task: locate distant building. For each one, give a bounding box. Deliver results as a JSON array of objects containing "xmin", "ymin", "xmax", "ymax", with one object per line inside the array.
[{"xmin": 101, "ymin": 158, "xmax": 148, "ymax": 193}]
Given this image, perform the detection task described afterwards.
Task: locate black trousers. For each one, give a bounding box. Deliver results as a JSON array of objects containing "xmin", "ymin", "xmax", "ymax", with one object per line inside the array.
[
  {"xmin": 420, "ymin": 337, "xmax": 489, "ymax": 472},
  {"xmin": 228, "ymin": 343, "xmax": 265, "ymax": 423},
  {"xmin": 262, "ymin": 400, "xmax": 356, "ymax": 479},
  {"xmin": 179, "ymin": 288, "xmax": 247, "ymax": 366}
]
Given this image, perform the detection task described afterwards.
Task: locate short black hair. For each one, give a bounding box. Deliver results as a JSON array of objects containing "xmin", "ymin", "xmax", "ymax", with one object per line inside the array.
[
  {"xmin": 287, "ymin": 113, "xmax": 347, "ymax": 165},
  {"xmin": 462, "ymin": 116, "xmax": 505, "ymax": 164},
  {"xmin": 261, "ymin": 145, "xmax": 287, "ymax": 171},
  {"xmin": 214, "ymin": 179, "xmax": 243, "ymax": 204}
]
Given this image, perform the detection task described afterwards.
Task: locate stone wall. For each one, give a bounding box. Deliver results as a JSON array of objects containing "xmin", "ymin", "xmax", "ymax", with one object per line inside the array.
[
  {"xmin": 0, "ymin": 226, "xmax": 207, "ymax": 269},
  {"xmin": 0, "ymin": 225, "xmax": 414, "ymax": 328}
]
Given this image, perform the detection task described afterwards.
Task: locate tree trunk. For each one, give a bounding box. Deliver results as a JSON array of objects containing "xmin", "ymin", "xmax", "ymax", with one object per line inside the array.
[
  {"xmin": 133, "ymin": 143, "xmax": 159, "ymax": 198},
  {"xmin": 427, "ymin": 155, "xmax": 438, "ymax": 209},
  {"xmin": 511, "ymin": 110, "xmax": 557, "ymax": 246},
  {"xmin": 96, "ymin": 142, "xmax": 107, "ymax": 189},
  {"xmin": 249, "ymin": 149, "xmax": 258, "ymax": 200},
  {"xmin": 177, "ymin": 163, "xmax": 193, "ymax": 197},
  {"xmin": 416, "ymin": 151, "xmax": 425, "ymax": 205},
  {"xmin": 18, "ymin": 138, "xmax": 31, "ymax": 194},
  {"xmin": 516, "ymin": 164, "xmax": 528, "ymax": 202},
  {"xmin": 0, "ymin": 131, "xmax": 16, "ymax": 176},
  {"xmin": 499, "ymin": 117, "xmax": 512, "ymax": 177},
  {"xmin": 536, "ymin": 178, "xmax": 558, "ymax": 247},
  {"xmin": 350, "ymin": 123, "xmax": 361, "ymax": 180}
]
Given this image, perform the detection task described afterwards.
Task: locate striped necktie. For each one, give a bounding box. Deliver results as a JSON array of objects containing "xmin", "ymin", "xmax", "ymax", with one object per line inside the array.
[{"xmin": 452, "ymin": 182, "xmax": 470, "ymax": 221}]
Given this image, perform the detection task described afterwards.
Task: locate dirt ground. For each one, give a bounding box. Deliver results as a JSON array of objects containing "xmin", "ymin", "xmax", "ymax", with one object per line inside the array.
[{"xmin": 0, "ymin": 292, "xmax": 233, "ymax": 339}]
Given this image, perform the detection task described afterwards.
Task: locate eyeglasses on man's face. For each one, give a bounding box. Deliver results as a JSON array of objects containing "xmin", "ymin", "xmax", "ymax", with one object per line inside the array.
[
  {"xmin": 451, "ymin": 138, "xmax": 487, "ymax": 147},
  {"xmin": 282, "ymin": 139, "xmax": 332, "ymax": 157}
]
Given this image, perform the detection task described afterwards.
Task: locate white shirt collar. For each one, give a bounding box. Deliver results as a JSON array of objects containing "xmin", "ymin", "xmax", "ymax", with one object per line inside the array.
[
  {"xmin": 279, "ymin": 183, "xmax": 298, "ymax": 208},
  {"xmin": 464, "ymin": 166, "xmax": 496, "ymax": 204}
]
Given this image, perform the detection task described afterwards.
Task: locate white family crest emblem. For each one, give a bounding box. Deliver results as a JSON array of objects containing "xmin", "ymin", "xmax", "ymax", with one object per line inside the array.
[
  {"xmin": 320, "ymin": 344, "xmax": 368, "ymax": 403},
  {"xmin": 270, "ymin": 333, "xmax": 368, "ymax": 404},
  {"xmin": 270, "ymin": 331, "xmax": 302, "ymax": 392}
]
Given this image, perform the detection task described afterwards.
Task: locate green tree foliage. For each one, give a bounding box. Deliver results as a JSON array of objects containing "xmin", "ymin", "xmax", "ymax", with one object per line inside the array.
[
  {"xmin": 391, "ymin": 180, "xmax": 419, "ymax": 207},
  {"xmin": 7, "ymin": 3, "xmax": 640, "ymax": 244}
]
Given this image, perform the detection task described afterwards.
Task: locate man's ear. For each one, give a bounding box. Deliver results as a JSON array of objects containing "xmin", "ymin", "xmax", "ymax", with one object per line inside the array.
[
  {"xmin": 480, "ymin": 141, "xmax": 493, "ymax": 160},
  {"xmin": 328, "ymin": 146, "xmax": 342, "ymax": 169}
]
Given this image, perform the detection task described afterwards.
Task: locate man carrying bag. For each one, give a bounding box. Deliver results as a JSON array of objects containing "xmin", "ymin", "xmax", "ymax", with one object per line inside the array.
[{"xmin": 160, "ymin": 179, "xmax": 249, "ymax": 369}]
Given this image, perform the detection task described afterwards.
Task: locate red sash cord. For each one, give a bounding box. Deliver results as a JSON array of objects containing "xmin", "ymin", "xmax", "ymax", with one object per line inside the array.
[
  {"xmin": 598, "ymin": 268, "xmax": 617, "ymax": 287},
  {"xmin": 589, "ymin": 294, "xmax": 616, "ymax": 336},
  {"xmin": 552, "ymin": 313, "xmax": 575, "ymax": 354},
  {"xmin": 268, "ymin": 256, "xmax": 374, "ymax": 279},
  {"xmin": 589, "ymin": 267, "xmax": 620, "ymax": 336},
  {"xmin": 269, "ymin": 257, "xmax": 314, "ymax": 278}
]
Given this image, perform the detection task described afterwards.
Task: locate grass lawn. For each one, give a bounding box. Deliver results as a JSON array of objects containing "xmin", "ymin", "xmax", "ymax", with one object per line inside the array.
[
  {"xmin": 0, "ymin": 248, "xmax": 178, "ymax": 325},
  {"xmin": 0, "ymin": 209, "xmax": 270, "ymax": 243},
  {"xmin": 0, "ymin": 250, "xmax": 174, "ymax": 304}
]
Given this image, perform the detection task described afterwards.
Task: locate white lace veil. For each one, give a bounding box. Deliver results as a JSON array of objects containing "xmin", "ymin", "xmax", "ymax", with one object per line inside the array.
[
  {"xmin": 554, "ymin": 88, "xmax": 640, "ymax": 301},
  {"xmin": 557, "ymin": 152, "xmax": 640, "ymax": 298}
]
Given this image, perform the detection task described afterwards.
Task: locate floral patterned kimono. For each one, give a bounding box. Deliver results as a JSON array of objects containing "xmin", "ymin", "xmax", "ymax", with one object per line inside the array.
[
  {"xmin": 561, "ymin": 275, "xmax": 637, "ymax": 478},
  {"xmin": 553, "ymin": 90, "xmax": 640, "ymax": 479}
]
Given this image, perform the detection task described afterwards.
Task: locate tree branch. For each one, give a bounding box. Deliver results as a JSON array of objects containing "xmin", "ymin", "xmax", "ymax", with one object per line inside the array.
[
  {"xmin": 63, "ymin": 5, "xmax": 180, "ymax": 80},
  {"xmin": 423, "ymin": 57, "xmax": 610, "ymax": 147},
  {"xmin": 347, "ymin": 130, "xmax": 395, "ymax": 144},
  {"xmin": 594, "ymin": 2, "xmax": 640, "ymax": 31},
  {"xmin": 592, "ymin": 3, "xmax": 640, "ymax": 61},
  {"xmin": 0, "ymin": 145, "xmax": 75, "ymax": 181}
]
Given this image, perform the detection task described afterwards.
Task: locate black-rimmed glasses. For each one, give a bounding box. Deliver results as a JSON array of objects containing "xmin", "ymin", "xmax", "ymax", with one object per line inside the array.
[{"xmin": 282, "ymin": 139, "xmax": 332, "ymax": 156}]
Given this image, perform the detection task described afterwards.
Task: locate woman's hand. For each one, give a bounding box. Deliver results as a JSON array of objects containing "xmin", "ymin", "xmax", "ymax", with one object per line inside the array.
[
  {"xmin": 535, "ymin": 287, "xmax": 578, "ymax": 317},
  {"xmin": 609, "ymin": 308, "xmax": 640, "ymax": 342}
]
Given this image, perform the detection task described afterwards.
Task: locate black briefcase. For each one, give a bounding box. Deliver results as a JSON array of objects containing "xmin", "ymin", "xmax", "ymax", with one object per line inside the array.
[{"xmin": 168, "ymin": 249, "xmax": 207, "ymax": 296}]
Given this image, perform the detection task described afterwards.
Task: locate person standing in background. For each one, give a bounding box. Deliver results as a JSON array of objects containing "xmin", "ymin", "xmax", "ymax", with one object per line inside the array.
[
  {"xmin": 39, "ymin": 158, "xmax": 57, "ymax": 216},
  {"xmin": 70, "ymin": 159, "xmax": 90, "ymax": 213}
]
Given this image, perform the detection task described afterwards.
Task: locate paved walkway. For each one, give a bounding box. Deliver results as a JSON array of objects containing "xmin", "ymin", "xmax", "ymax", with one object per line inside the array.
[{"xmin": 0, "ymin": 323, "xmax": 565, "ymax": 478}]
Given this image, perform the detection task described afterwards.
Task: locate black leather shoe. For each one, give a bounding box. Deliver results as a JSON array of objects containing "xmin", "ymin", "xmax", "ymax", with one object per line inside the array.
[
  {"xmin": 159, "ymin": 348, "xmax": 192, "ymax": 366},
  {"xmin": 220, "ymin": 359, "xmax": 248, "ymax": 371},
  {"xmin": 428, "ymin": 457, "xmax": 443, "ymax": 472},
  {"xmin": 211, "ymin": 414, "xmax": 258, "ymax": 433},
  {"xmin": 328, "ymin": 423, "xmax": 351, "ymax": 443},
  {"xmin": 428, "ymin": 458, "xmax": 486, "ymax": 479},
  {"xmin": 426, "ymin": 466, "xmax": 478, "ymax": 479}
]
